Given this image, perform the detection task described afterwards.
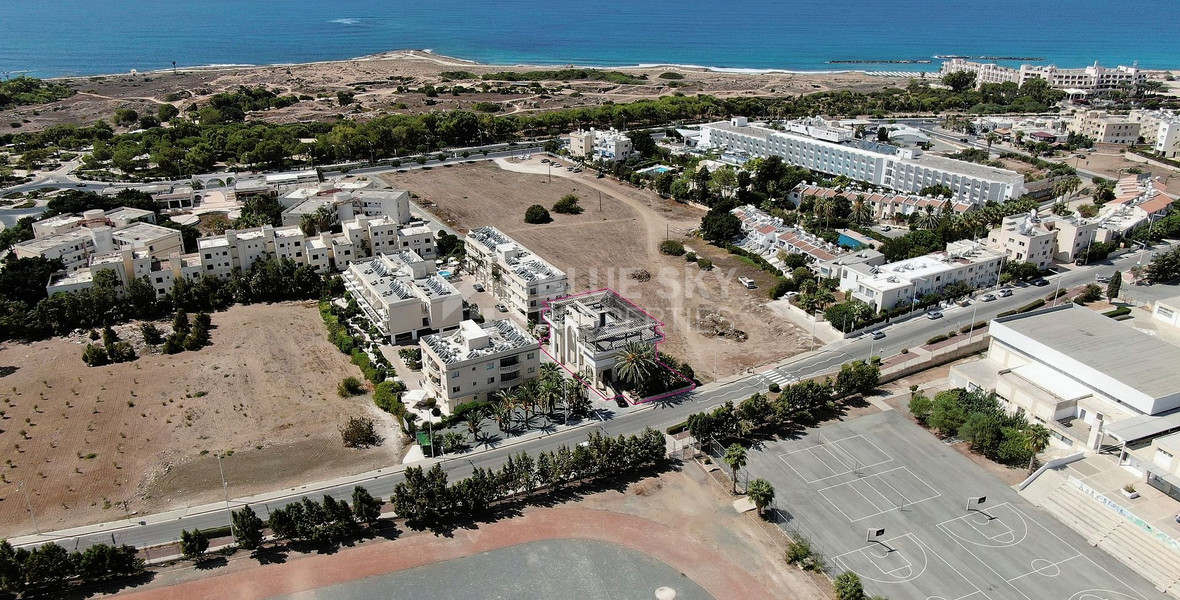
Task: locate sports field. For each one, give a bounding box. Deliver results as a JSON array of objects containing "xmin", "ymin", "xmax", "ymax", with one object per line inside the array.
[{"xmin": 747, "ymin": 410, "xmax": 1167, "ymax": 600}]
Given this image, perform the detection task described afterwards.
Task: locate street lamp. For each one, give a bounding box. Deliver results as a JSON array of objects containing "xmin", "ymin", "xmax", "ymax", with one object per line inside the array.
[{"xmin": 215, "ymin": 453, "xmax": 237, "ymax": 543}]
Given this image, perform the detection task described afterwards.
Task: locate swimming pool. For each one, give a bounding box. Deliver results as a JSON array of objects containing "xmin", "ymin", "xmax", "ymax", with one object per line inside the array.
[
  {"xmin": 438, "ymin": 269, "xmax": 453, "ymax": 278},
  {"xmin": 837, "ymin": 233, "xmax": 864, "ymax": 250}
]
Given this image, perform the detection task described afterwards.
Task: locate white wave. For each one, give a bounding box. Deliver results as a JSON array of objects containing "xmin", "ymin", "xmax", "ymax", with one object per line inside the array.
[{"xmin": 329, "ymin": 18, "xmax": 360, "ymax": 25}]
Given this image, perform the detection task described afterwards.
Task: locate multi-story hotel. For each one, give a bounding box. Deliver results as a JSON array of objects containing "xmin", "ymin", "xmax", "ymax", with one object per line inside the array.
[
  {"xmin": 834, "ymin": 240, "xmax": 1004, "ymax": 313},
  {"xmin": 342, "ymin": 251, "xmax": 463, "ymax": 342},
  {"xmin": 698, "ymin": 118, "xmax": 1025, "ymax": 204},
  {"xmin": 939, "ymin": 59, "xmax": 1146, "ymax": 92}
]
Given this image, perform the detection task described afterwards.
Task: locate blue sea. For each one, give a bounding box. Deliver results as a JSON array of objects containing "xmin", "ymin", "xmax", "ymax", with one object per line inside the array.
[{"xmin": 2, "ymin": 0, "xmax": 1179, "ymax": 78}]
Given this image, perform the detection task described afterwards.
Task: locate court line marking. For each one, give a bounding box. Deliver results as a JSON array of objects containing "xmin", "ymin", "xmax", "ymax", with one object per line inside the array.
[
  {"xmin": 778, "ymin": 434, "xmax": 894, "ymax": 483},
  {"xmin": 819, "ymin": 466, "xmax": 941, "ymax": 523},
  {"xmin": 937, "ymin": 503, "xmax": 1149, "ymax": 600},
  {"xmin": 831, "ymin": 532, "xmax": 990, "ymax": 600}
]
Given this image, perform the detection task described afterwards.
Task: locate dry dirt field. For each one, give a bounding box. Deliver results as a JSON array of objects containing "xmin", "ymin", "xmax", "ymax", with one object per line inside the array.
[
  {"xmin": 384, "ymin": 160, "xmax": 813, "ymax": 381},
  {"xmin": 2, "ymin": 50, "xmax": 898, "ymax": 134},
  {"xmin": 0, "ymin": 302, "xmax": 403, "ymax": 538}
]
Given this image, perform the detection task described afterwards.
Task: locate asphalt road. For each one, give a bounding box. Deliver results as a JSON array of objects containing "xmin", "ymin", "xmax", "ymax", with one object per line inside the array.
[{"xmin": 14, "ymin": 241, "xmax": 1176, "ymax": 552}]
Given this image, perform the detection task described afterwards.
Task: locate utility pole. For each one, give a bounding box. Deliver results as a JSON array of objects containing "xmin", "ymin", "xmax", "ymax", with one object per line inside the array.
[
  {"xmin": 216, "ymin": 453, "xmax": 236, "ymax": 543},
  {"xmin": 18, "ymin": 481, "xmax": 40, "ymax": 535}
]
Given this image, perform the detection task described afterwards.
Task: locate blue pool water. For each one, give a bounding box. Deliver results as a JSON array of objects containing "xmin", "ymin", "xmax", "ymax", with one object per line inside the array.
[
  {"xmin": 837, "ymin": 233, "xmax": 865, "ymax": 250},
  {"xmin": 438, "ymin": 270, "xmax": 453, "ymax": 278},
  {"xmin": 3, "ymin": 0, "xmax": 1178, "ymax": 78}
]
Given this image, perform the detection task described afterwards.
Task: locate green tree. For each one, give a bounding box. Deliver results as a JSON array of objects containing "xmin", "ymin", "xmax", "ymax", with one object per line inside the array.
[
  {"xmin": 700, "ymin": 209, "xmax": 742, "ymax": 244},
  {"xmin": 834, "ymin": 571, "xmax": 865, "ymax": 600},
  {"xmin": 908, "ymin": 391, "xmax": 933, "ymax": 425},
  {"xmin": 524, "ymin": 204, "xmax": 552, "ymax": 224},
  {"xmin": 23, "ymin": 543, "xmax": 74, "ymax": 588},
  {"xmin": 157, "ymin": 104, "xmax": 180, "ymax": 122},
  {"xmin": 659, "ymin": 239, "xmax": 685, "ymax": 256},
  {"xmin": 553, "ymin": 193, "xmax": 584, "ymax": 214},
  {"xmin": 1107, "ymin": 270, "xmax": 1122, "ymax": 299},
  {"xmin": 747, "ymin": 478, "xmax": 775, "ymax": 516},
  {"xmin": 351, "ymin": 485, "xmax": 383, "ymax": 525},
  {"xmin": 232, "ymin": 505, "xmax": 266, "ymax": 551},
  {"xmin": 612, "ymin": 341, "xmax": 658, "ymax": 392},
  {"xmin": 179, "ymin": 529, "xmax": 209, "ymax": 560},
  {"xmin": 927, "ymin": 392, "xmax": 967, "ymax": 437},
  {"xmin": 0, "ymin": 540, "xmax": 21, "ymax": 593},
  {"xmin": 723, "ymin": 443, "xmax": 748, "ymax": 494}
]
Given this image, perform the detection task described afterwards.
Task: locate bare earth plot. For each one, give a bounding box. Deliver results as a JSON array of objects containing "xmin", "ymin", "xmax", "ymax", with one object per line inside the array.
[
  {"xmin": 747, "ymin": 410, "xmax": 1166, "ymax": 600},
  {"xmin": 384, "ymin": 160, "xmax": 812, "ymax": 380},
  {"xmin": 0, "ymin": 302, "xmax": 402, "ymax": 538}
]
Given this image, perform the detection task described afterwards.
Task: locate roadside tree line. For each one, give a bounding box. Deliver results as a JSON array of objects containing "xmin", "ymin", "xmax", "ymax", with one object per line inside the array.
[{"xmin": 0, "ymin": 539, "xmax": 142, "ymax": 596}]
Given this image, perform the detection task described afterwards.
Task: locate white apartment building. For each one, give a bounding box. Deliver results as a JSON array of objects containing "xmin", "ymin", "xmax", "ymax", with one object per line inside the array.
[
  {"xmin": 465, "ymin": 226, "xmax": 568, "ymax": 322},
  {"xmin": 15, "ymin": 208, "xmax": 183, "ymax": 273},
  {"xmin": 939, "ymin": 59, "xmax": 1145, "ymax": 92},
  {"xmin": 837, "ymin": 241, "xmax": 1003, "ymax": 313},
  {"xmin": 789, "ymin": 184, "xmax": 975, "ymax": 223},
  {"xmin": 1095, "ymin": 175, "xmax": 1177, "ymax": 239},
  {"xmin": 342, "ymin": 251, "xmax": 463, "ymax": 343},
  {"xmin": 281, "ymin": 188, "xmax": 414, "ymax": 228},
  {"xmin": 1070, "ymin": 111, "xmax": 1140, "ymax": 145},
  {"xmin": 698, "ymin": 118, "xmax": 1024, "ymax": 204},
  {"xmin": 568, "ymin": 128, "xmax": 634, "ymax": 162},
  {"xmin": 545, "ymin": 290, "xmax": 662, "ymax": 393},
  {"xmin": 987, "ymin": 212, "xmax": 1057, "ymax": 270},
  {"xmin": 1131, "ymin": 109, "xmax": 1180, "ymax": 158},
  {"xmin": 420, "ymin": 319, "xmax": 540, "ymax": 412}
]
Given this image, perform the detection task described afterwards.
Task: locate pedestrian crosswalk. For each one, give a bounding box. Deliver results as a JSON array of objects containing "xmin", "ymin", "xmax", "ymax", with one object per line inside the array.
[{"xmin": 760, "ymin": 369, "xmax": 796, "ymax": 386}]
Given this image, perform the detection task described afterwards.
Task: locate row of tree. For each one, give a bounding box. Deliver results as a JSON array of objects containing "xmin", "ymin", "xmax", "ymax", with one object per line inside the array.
[
  {"xmin": 392, "ymin": 429, "xmax": 667, "ymax": 524},
  {"xmin": 0, "ymin": 539, "xmax": 142, "ymax": 595},
  {"xmin": 687, "ymin": 361, "xmax": 880, "ymax": 445}
]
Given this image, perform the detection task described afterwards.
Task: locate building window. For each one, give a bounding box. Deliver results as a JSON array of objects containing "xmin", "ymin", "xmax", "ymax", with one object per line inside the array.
[
  {"xmin": 486, "ymin": 363, "xmax": 495, "ymax": 370},
  {"xmin": 452, "ymin": 386, "xmax": 461, "ymax": 394},
  {"xmin": 450, "ymin": 371, "xmax": 460, "ymax": 379},
  {"xmin": 487, "ymin": 377, "xmax": 495, "ymax": 384}
]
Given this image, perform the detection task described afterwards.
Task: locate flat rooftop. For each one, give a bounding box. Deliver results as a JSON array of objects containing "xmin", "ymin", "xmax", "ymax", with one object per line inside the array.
[
  {"xmin": 111, "ymin": 222, "xmax": 178, "ymax": 243},
  {"xmin": 421, "ymin": 319, "xmax": 538, "ymax": 365},
  {"xmin": 910, "ymin": 153, "xmax": 1024, "ymax": 184},
  {"xmin": 993, "ymin": 304, "xmax": 1180, "ymax": 401},
  {"xmin": 15, "ymin": 228, "xmax": 92, "ymax": 252}
]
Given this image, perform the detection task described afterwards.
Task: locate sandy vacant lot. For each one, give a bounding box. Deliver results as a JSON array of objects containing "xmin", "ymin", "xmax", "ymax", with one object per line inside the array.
[
  {"xmin": 0, "ymin": 302, "xmax": 402, "ymax": 538},
  {"xmin": 385, "ymin": 160, "xmax": 812, "ymax": 381}
]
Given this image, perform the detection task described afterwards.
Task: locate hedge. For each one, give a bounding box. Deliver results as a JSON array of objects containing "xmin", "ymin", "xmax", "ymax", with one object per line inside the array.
[
  {"xmin": 1103, "ymin": 306, "xmax": 1131, "ymax": 318},
  {"xmin": 666, "ymin": 422, "xmax": 688, "ymax": 435},
  {"xmin": 998, "ymin": 298, "xmax": 1045, "ymax": 318}
]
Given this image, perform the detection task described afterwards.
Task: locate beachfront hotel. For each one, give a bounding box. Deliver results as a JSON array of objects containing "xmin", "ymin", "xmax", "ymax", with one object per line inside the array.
[
  {"xmin": 939, "ymin": 59, "xmax": 1146, "ymax": 93},
  {"xmin": 698, "ymin": 117, "xmax": 1024, "ymax": 204}
]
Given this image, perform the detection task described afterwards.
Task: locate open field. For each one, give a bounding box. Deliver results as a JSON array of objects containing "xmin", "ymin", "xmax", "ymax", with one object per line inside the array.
[
  {"xmin": 100, "ymin": 466, "xmax": 827, "ymax": 600},
  {"xmin": 384, "ymin": 159, "xmax": 813, "ymax": 381},
  {"xmin": 1, "ymin": 50, "xmax": 900, "ymax": 134},
  {"xmin": 0, "ymin": 302, "xmax": 403, "ymax": 538}
]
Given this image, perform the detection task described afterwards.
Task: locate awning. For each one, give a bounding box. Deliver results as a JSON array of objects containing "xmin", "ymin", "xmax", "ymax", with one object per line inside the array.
[{"xmin": 1104, "ymin": 408, "xmax": 1180, "ymax": 444}]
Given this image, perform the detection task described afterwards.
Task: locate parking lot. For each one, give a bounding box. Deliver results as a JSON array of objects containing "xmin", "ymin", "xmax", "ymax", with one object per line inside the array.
[{"xmin": 748, "ymin": 410, "xmax": 1166, "ymax": 600}]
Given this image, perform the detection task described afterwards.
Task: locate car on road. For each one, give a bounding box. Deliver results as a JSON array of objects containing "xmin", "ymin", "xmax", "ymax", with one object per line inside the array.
[
  {"xmin": 926, "ymin": 311, "xmax": 943, "ymax": 320},
  {"xmin": 881, "ymin": 225, "xmax": 891, "ymax": 231},
  {"xmin": 615, "ymin": 397, "xmax": 629, "ymax": 408},
  {"xmin": 495, "ymin": 303, "xmax": 507, "ymax": 312},
  {"xmin": 981, "ymin": 293, "xmax": 996, "ymax": 302},
  {"xmin": 1096, "ymin": 275, "xmax": 1111, "ymax": 283},
  {"xmin": 473, "ymin": 283, "xmax": 485, "ymax": 292},
  {"xmin": 998, "ymin": 288, "xmax": 1013, "ymax": 297},
  {"xmin": 573, "ymin": 168, "xmax": 582, "ymax": 173},
  {"xmin": 541, "ymin": 158, "xmax": 550, "ymax": 163},
  {"xmin": 871, "ymin": 330, "xmax": 886, "ymax": 340},
  {"xmin": 596, "ymin": 172, "xmax": 605, "ymax": 178},
  {"xmin": 1031, "ymin": 278, "xmax": 1050, "ymax": 287},
  {"xmin": 76, "ymin": 182, "xmax": 86, "ymax": 187}
]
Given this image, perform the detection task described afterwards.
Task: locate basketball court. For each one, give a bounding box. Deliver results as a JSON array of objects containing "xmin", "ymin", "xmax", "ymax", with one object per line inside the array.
[{"xmin": 746, "ymin": 410, "xmax": 1166, "ymax": 600}]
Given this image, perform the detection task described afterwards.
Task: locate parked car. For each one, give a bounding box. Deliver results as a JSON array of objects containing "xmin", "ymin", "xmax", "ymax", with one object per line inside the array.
[
  {"xmin": 1032, "ymin": 278, "xmax": 1050, "ymax": 287},
  {"xmin": 926, "ymin": 311, "xmax": 943, "ymax": 320},
  {"xmin": 473, "ymin": 283, "xmax": 485, "ymax": 292},
  {"xmin": 541, "ymin": 158, "xmax": 550, "ymax": 163},
  {"xmin": 615, "ymin": 397, "xmax": 629, "ymax": 408},
  {"xmin": 871, "ymin": 330, "xmax": 886, "ymax": 340},
  {"xmin": 1096, "ymin": 275, "xmax": 1111, "ymax": 284},
  {"xmin": 981, "ymin": 293, "xmax": 996, "ymax": 302},
  {"xmin": 998, "ymin": 288, "xmax": 1013, "ymax": 297},
  {"xmin": 881, "ymin": 225, "xmax": 891, "ymax": 231},
  {"xmin": 495, "ymin": 303, "xmax": 508, "ymax": 312}
]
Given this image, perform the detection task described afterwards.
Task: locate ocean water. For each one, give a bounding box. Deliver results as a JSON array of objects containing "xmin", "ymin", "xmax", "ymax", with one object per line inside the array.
[{"xmin": 2, "ymin": 0, "xmax": 1179, "ymax": 78}]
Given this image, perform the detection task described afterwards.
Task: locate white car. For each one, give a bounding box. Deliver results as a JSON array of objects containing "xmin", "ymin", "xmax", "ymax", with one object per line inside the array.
[{"xmin": 981, "ymin": 293, "xmax": 996, "ymax": 302}]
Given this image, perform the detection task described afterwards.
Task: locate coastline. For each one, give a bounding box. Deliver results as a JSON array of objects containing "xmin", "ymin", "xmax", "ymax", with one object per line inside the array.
[{"xmin": 49, "ymin": 49, "xmax": 913, "ymax": 82}]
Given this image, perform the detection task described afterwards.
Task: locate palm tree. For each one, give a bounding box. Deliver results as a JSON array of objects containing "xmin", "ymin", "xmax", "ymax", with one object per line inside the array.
[
  {"xmin": 850, "ymin": 195, "xmax": 872, "ymax": 226},
  {"xmin": 747, "ymin": 478, "xmax": 775, "ymax": 516},
  {"xmin": 536, "ymin": 376, "xmax": 561, "ymax": 421},
  {"xmin": 1024, "ymin": 424, "xmax": 1051, "ymax": 473},
  {"xmin": 299, "ymin": 213, "xmax": 318, "ymax": 237},
  {"xmin": 465, "ymin": 412, "xmax": 483, "ymax": 443},
  {"xmin": 918, "ymin": 205, "xmax": 940, "ymax": 230},
  {"xmin": 612, "ymin": 341, "xmax": 658, "ymax": 392},
  {"xmin": 723, "ymin": 443, "xmax": 748, "ymax": 494},
  {"xmin": 984, "ymin": 132, "xmax": 999, "ymax": 153},
  {"xmin": 493, "ymin": 389, "xmax": 515, "ymax": 431}
]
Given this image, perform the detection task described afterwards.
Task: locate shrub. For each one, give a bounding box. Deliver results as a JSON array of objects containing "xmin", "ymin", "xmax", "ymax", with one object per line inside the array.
[
  {"xmin": 140, "ymin": 322, "xmax": 163, "ymax": 345},
  {"xmin": 82, "ymin": 343, "xmax": 110, "ymax": 366},
  {"xmin": 1103, "ymin": 306, "xmax": 1131, "ymax": 318},
  {"xmin": 658, "ymin": 72, "xmax": 685, "ymax": 80},
  {"xmin": 339, "ymin": 415, "xmax": 380, "ymax": 448},
  {"xmin": 784, "ymin": 537, "xmax": 824, "ymax": 572},
  {"xmin": 768, "ymin": 383, "xmax": 781, "ymax": 393},
  {"xmin": 665, "ymin": 422, "xmax": 687, "ymax": 435},
  {"xmin": 106, "ymin": 341, "xmax": 136, "ymax": 363},
  {"xmin": 685, "ymin": 251, "xmax": 698, "ymax": 262},
  {"xmin": 338, "ymin": 376, "xmax": 365, "ymax": 397},
  {"xmin": 834, "ymin": 571, "xmax": 864, "ymax": 600},
  {"xmin": 524, "ymin": 204, "xmax": 551, "ymax": 224},
  {"xmin": 697, "ymin": 258, "xmax": 713, "ymax": 271},
  {"xmin": 908, "ymin": 391, "xmax": 933, "ymax": 424},
  {"xmin": 552, "ymin": 193, "xmax": 584, "ymax": 214},
  {"xmin": 659, "ymin": 239, "xmax": 685, "ymax": 256}
]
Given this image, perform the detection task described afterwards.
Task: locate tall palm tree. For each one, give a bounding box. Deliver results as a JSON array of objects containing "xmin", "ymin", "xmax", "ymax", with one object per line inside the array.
[
  {"xmin": 747, "ymin": 478, "xmax": 775, "ymax": 516},
  {"xmin": 984, "ymin": 132, "xmax": 999, "ymax": 153},
  {"xmin": 493, "ymin": 389, "xmax": 515, "ymax": 431},
  {"xmin": 465, "ymin": 412, "xmax": 483, "ymax": 443},
  {"xmin": 850, "ymin": 195, "xmax": 872, "ymax": 226},
  {"xmin": 536, "ymin": 376, "xmax": 560, "ymax": 421},
  {"xmin": 1024, "ymin": 424, "xmax": 1051, "ymax": 473},
  {"xmin": 612, "ymin": 341, "xmax": 658, "ymax": 391},
  {"xmin": 723, "ymin": 443, "xmax": 748, "ymax": 494},
  {"xmin": 299, "ymin": 213, "xmax": 318, "ymax": 237}
]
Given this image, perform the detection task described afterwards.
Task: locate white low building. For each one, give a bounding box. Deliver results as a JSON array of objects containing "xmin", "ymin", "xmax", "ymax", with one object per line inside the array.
[
  {"xmin": 343, "ymin": 251, "xmax": 463, "ymax": 343},
  {"xmin": 940, "ymin": 59, "xmax": 1145, "ymax": 92},
  {"xmin": 16, "ymin": 207, "xmax": 182, "ymax": 273},
  {"xmin": 950, "ymin": 304, "xmax": 1180, "ymax": 461},
  {"xmin": 838, "ymin": 240, "xmax": 1003, "ymax": 313},
  {"xmin": 420, "ymin": 319, "xmax": 541, "ymax": 412},
  {"xmin": 569, "ymin": 128, "xmax": 634, "ymax": 162},
  {"xmin": 699, "ymin": 117, "xmax": 1024, "ymax": 204},
  {"xmin": 465, "ymin": 226, "xmax": 568, "ymax": 322}
]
